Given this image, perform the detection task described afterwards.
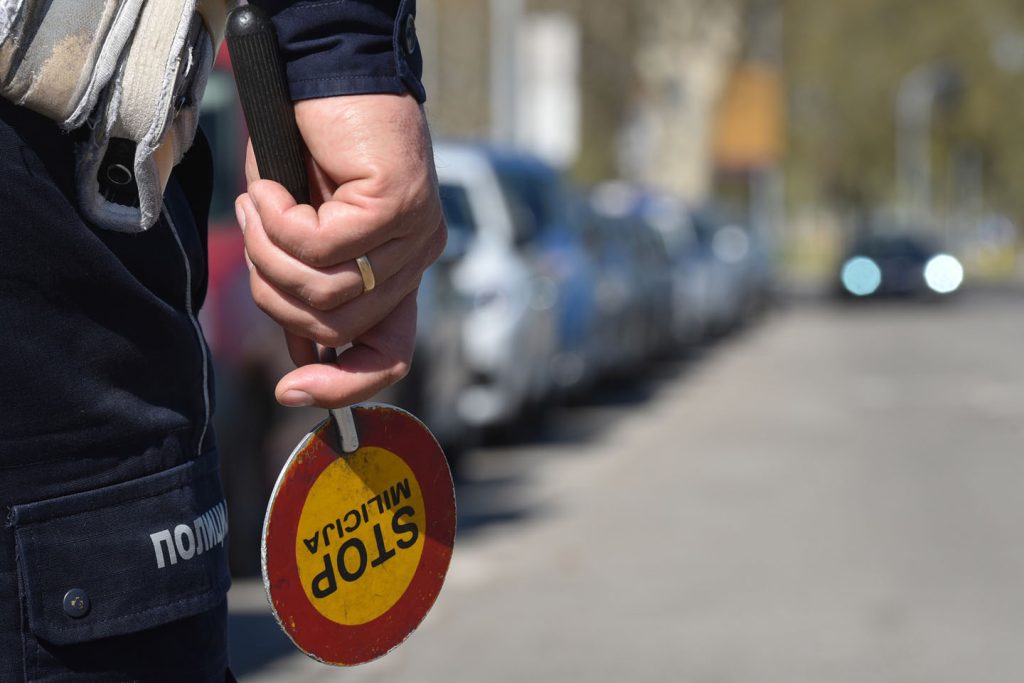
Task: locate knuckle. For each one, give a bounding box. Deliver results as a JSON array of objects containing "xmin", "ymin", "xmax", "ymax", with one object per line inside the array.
[
  {"xmin": 312, "ymin": 325, "xmax": 347, "ymax": 349},
  {"xmin": 294, "ymin": 241, "xmax": 330, "ymax": 269},
  {"xmin": 303, "ymin": 284, "xmax": 337, "ymax": 311},
  {"xmin": 363, "ymin": 202, "xmax": 401, "ymax": 237},
  {"xmin": 411, "ymin": 224, "xmax": 446, "ymax": 274},
  {"xmin": 310, "ymin": 243, "xmax": 342, "ymax": 269},
  {"xmin": 244, "ymin": 248, "xmax": 272, "ymax": 276},
  {"xmin": 249, "ymin": 274, "xmax": 273, "ymax": 313},
  {"xmin": 360, "ymin": 173, "xmax": 392, "ymax": 201}
]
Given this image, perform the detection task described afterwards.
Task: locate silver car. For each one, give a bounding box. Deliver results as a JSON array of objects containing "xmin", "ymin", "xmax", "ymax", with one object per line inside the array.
[{"xmin": 434, "ymin": 142, "xmax": 558, "ymax": 429}]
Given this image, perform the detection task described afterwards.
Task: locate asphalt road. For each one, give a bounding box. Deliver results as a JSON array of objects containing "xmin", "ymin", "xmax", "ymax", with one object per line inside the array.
[{"xmin": 230, "ymin": 289, "xmax": 1024, "ymax": 682}]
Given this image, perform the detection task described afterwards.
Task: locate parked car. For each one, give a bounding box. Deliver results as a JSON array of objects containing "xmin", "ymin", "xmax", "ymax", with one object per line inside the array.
[
  {"xmin": 585, "ymin": 185, "xmax": 657, "ymax": 375},
  {"xmin": 590, "ymin": 184, "xmax": 701, "ymax": 360},
  {"xmin": 689, "ymin": 206, "xmax": 771, "ymax": 336},
  {"xmin": 486, "ymin": 150, "xmax": 602, "ymax": 394},
  {"xmin": 614, "ymin": 189, "xmax": 682, "ymax": 357},
  {"xmin": 630, "ymin": 190, "xmax": 708, "ymax": 348},
  {"xmin": 433, "ymin": 141, "xmax": 558, "ymax": 429},
  {"xmin": 380, "ymin": 265, "xmax": 470, "ymax": 448}
]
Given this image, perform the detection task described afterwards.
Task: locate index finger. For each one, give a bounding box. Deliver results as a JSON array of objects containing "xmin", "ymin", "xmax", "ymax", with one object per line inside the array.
[
  {"xmin": 275, "ymin": 291, "xmax": 418, "ymax": 407},
  {"xmin": 248, "ymin": 179, "xmax": 396, "ymax": 268}
]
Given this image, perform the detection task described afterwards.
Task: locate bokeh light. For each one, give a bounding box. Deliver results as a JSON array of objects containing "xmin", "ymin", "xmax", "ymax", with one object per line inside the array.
[
  {"xmin": 840, "ymin": 256, "xmax": 882, "ymax": 296},
  {"xmin": 924, "ymin": 254, "xmax": 965, "ymax": 294}
]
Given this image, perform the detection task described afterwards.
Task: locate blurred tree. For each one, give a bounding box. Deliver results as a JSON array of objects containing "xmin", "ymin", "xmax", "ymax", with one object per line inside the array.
[
  {"xmin": 530, "ymin": 0, "xmax": 742, "ymax": 194},
  {"xmin": 421, "ymin": 0, "xmax": 743, "ymax": 195},
  {"xmin": 784, "ymin": 0, "xmax": 1024, "ymax": 226},
  {"xmin": 418, "ymin": 0, "xmax": 493, "ymax": 139}
]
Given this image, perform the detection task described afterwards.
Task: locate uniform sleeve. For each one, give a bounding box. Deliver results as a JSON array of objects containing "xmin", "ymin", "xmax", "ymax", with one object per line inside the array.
[{"xmin": 247, "ymin": 0, "xmax": 425, "ymax": 103}]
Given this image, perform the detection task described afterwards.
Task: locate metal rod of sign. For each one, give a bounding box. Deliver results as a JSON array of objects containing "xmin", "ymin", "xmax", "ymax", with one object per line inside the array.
[{"xmin": 316, "ymin": 345, "xmax": 359, "ymax": 453}]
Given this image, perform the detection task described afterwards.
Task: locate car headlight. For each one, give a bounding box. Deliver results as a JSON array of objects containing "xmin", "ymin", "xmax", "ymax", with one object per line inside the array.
[
  {"xmin": 923, "ymin": 254, "xmax": 964, "ymax": 294},
  {"xmin": 840, "ymin": 256, "xmax": 882, "ymax": 296}
]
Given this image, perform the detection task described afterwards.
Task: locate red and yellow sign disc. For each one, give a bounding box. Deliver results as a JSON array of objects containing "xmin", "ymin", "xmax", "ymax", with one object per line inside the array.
[{"xmin": 262, "ymin": 404, "xmax": 456, "ymax": 665}]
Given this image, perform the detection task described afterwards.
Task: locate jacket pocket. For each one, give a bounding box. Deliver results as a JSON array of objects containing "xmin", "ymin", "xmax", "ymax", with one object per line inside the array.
[{"xmin": 8, "ymin": 450, "xmax": 230, "ymax": 647}]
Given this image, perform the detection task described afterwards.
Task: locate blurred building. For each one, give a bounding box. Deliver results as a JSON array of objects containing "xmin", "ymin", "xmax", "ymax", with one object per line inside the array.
[
  {"xmin": 417, "ymin": 0, "xmax": 493, "ymax": 139},
  {"xmin": 418, "ymin": 0, "xmax": 747, "ymax": 203}
]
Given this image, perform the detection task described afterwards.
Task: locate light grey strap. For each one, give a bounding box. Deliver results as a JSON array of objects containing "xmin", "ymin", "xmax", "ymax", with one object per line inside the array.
[
  {"xmin": 2, "ymin": 0, "xmax": 229, "ymax": 233},
  {"xmin": 78, "ymin": 3, "xmax": 217, "ymax": 232},
  {"xmin": 0, "ymin": 0, "xmax": 25, "ymax": 45},
  {"xmin": 0, "ymin": 0, "xmax": 141, "ymax": 123}
]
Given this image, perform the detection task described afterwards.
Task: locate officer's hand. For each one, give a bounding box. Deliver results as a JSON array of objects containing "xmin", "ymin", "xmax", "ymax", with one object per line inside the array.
[{"xmin": 234, "ymin": 93, "xmax": 447, "ymax": 408}]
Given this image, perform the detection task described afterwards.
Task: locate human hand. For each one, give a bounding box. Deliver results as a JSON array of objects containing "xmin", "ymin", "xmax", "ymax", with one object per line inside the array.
[{"xmin": 234, "ymin": 93, "xmax": 447, "ymax": 408}]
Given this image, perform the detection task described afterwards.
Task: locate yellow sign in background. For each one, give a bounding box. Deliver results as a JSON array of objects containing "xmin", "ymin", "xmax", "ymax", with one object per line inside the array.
[
  {"xmin": 295, "ymin": 447, "xmax": 426, "ymax": 626},
  {"xmin": 713, "ymin": 63, "xmax": 785, "ymax": 170}
]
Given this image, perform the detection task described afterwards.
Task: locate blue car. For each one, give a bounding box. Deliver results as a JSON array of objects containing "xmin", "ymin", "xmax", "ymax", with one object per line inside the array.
[{"xmin": 486, "ymin": 149, "xmax": 602, "ymax": 393}]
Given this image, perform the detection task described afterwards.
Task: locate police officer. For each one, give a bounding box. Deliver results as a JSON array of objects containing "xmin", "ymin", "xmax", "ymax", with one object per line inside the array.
[{"xmin": 0, "ymin": 0, "xmax": 444, "ymax": 680}]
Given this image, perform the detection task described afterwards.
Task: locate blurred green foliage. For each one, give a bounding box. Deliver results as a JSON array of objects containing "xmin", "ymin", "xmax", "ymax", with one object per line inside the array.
[{"xmin": 784, "ymin": 0, "xmax": 1024, "ymax": 222}]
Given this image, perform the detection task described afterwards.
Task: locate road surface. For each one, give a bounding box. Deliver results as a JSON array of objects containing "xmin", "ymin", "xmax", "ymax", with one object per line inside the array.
[{"xmin": 230, "ymin": 290, "xmax": 1024, "ymax": 682}]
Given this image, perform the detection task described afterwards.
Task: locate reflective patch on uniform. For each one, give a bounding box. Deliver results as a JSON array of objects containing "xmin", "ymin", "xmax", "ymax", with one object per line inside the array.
[{"xmin": 150, "ymin": 500, "xmax": 228, "ymax": 569}]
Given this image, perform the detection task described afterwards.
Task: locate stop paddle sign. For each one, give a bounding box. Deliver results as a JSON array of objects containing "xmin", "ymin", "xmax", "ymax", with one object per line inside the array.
[{"xmin": 262, "ymin": 404, "xmax": 456, "ymax": 665}]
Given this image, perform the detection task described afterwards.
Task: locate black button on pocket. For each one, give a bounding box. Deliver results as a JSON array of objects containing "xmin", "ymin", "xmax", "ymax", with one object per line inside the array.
[{"xmin": 63, "ymin": 589, "xmax": 90, "ymax": 619}]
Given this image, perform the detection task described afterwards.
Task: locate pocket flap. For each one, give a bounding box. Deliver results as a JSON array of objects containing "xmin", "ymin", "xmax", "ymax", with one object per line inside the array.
[{"xmin": 9, "ymin": 452, "xmax": 230, "ymax": 645}]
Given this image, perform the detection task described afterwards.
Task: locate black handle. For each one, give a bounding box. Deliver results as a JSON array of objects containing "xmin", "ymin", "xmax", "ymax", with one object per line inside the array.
[{"xmin": 226, "ymin": 5, "xmax": 309, "ymax": 205}]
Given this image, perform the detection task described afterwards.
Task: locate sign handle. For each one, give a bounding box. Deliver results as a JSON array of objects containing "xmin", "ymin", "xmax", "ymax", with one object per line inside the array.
[
  {"xmin": 225, "ymin": 4, "xmax": 308, "ymax": 204},
  {"xmin": 227, "ymin": 4, "xmax": 358, "ymax": 452}
]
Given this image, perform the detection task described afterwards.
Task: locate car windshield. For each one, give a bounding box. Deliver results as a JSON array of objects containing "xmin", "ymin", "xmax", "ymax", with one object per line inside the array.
[
  {"xmin": 493, "ymin": 161, "xmax": 566, "ymax": 234},
  {"xmin": 855, "ymin": 235, "xmax": 935, "ymax": 260}
]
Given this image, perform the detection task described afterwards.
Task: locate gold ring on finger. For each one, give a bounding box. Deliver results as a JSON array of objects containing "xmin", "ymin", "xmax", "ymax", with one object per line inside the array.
[{"xmin": 356, "ymin": 255, "xmax": 376, "ymax": 293}]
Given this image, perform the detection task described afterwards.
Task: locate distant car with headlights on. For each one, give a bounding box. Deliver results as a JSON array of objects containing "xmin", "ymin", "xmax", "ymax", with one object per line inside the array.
[{"xmin": 837, "ymin": 232, "xmax": 964, "ymax": 299}]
